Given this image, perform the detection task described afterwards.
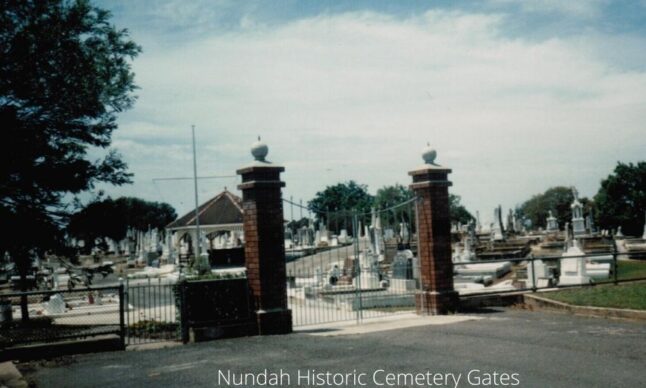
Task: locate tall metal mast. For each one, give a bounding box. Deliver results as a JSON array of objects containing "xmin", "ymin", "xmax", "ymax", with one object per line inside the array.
[{"xmin": 191, "ymin": 125, "xmax": 201, "ymax": 258}]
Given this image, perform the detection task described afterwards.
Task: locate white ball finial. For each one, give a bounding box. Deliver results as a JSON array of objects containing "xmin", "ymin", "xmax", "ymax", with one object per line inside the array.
[
  {"xmin": 251, "ymin": 136, "xmax": 268, "ymax": 162},
  {"xmin": 422, "ymin": 142, "xmax": 437, "ymax": 165}
]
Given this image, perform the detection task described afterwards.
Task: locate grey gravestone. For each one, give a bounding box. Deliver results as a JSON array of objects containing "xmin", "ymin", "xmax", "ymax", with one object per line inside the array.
[
  {"xmin": 46, "ymin": 294, "xmax": 66, "ymax": 315},
  {"xmin": 392, "ymin": 256, "xmax": 413, "ymax": 280}
]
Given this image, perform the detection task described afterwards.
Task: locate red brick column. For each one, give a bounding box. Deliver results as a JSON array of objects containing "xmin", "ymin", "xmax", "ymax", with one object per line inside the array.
[
  {"xmin": 409, "ymin": 147, "xmax": 459, "ymax": 314},
  {"xmin": 237, "ymin": 141, "xmax": 292, "ymax": 335}
]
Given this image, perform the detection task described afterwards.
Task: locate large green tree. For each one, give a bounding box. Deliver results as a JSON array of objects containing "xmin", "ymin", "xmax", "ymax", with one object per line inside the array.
[
  {"xmin": 374, "ymin": 184, "xmax": 473, "ymax": 227},
  {"xmin": 374, "ymin": 184, "xmax": 414, "ymax": 229},
  {"xmin": 67, "ymin": 197, "xmax": 177, "ymax": 251},
  {"xmin": 518, "ymin": 186, "xmax": 592, "ymax": 230},
  {"xmin": 0, "ymin": 0, "xmax": 140, "ymax": 318},
  {"xmin": 309, "ymin": 182, "xmax": 474, "ymax": 234},
  {"xmin": 449, "ymin": 194, "xmax": 474, "ymax": 225},
  {"xmin": 518, "ymin": 187, "xmax": 571, "ymax": 229},
  {"xmin": 308, "ymin": 181, "xmax": 374, "ymax": 233},
  {"xmin": 594, "ymin": 161, "xmax": 646, "ymax": 236}
]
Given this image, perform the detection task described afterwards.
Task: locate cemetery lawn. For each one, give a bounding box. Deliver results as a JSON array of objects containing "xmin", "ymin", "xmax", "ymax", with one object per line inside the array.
[
  {"xmin": 617, "ymin": 260, "xmax": 646, "ymax": 280},
  {"xmin": 543, "ymin": 283, "xmax": 646, "ymax": 310}
]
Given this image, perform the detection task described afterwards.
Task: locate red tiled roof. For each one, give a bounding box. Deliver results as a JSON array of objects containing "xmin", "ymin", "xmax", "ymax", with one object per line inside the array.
[{"xmin": 166, "ymin": 190, "xmax": 243, "ymax": 229}]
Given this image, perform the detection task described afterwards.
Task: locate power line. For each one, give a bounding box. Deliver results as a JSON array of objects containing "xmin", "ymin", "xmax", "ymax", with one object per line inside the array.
[{"xmin": 152, "ymin": 175, "xmax": 237, "ymax": 182}]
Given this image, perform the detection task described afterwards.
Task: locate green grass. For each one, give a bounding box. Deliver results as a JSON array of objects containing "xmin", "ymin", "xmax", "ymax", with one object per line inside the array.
[
  {"xmin": 617, "ymin": 260, "xmax": 646, "ymax": 280},
  {"xmin": 544, "ymin": 283, "xmax": 646, "ymax": 310}
]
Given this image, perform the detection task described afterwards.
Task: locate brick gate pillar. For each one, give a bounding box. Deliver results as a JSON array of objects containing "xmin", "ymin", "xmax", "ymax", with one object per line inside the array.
[
  {"xmin": 237, "ymin": 138, "xmax": 292, "ymax": 335},
  {"xmin": 409, "ymin": 145, "xmax": 459, "ymax": 314}
]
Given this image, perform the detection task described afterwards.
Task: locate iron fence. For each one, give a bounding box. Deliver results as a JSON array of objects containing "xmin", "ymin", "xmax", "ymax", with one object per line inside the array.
[
  {"xmin": 123, "ymin": 277, "xmax": 180, "ymax": 345},
  {"xmin": 287, "ymin": 270, "xmax": 419, "ymax": 327},
  {"xmin": 123, "ymin": 276, "xmax": 253, "ymax": 344},
  {"xmin": 452, "ymin": 249, "xmax": 646, "ymax": 297},
  {"xmin": 284, "ymin": 197, "xmax": 421, "ymax": 327},
  {"xmin": 0, "ymin": 285, "xmax": 124, "ymax": 349}
]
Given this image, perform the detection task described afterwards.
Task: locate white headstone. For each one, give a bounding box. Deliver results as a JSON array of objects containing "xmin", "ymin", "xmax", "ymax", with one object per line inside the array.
[
  {"xmin": 353, "ymin": 253, "xmax": 381, "ymax": 290},
  {"xmin": 526, "ymin": 259, "xmax": 548, "ymax": 288},
  {"xmin": 301, "ymin": 227, "xmax": 313, "ymax": 246},
  {"xmin": 571, "ymin": 188, "xmax": 586, "ymax": 236},
  {"xmin": 546, "ymin": 210, "xmax": 559, "ymax": 232},
  {"xmin": 106, "ymin": 238, "xmax": 117, "ymax": 253},
  {"xmin": 559, "ymin": 240, "xmax": 590, "ymax": 286},
  {"xmin": 46, "ymin": 294, "xmax": 66, "ymax": 315},
  {"xmin": 368, "ymin": 208, "xmax": 383, "ymax": 256}
]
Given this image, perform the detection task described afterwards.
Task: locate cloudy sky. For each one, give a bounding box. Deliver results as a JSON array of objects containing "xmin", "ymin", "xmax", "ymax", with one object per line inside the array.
[{"xmin": 94, "ymin": 0, "xmax": 646, "ymax": 224}]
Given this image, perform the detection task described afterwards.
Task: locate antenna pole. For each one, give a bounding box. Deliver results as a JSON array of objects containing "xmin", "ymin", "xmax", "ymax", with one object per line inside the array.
[{"xmin": 192, "ymin": 125, "xmax": 201, "ymax": 258}]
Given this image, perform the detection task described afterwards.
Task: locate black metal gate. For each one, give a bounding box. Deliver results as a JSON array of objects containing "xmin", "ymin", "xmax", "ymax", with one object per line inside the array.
[
  {"xmin": 283, "ymin": 198, "xmax": 421, "ymax": 327},
  {"xmin": 123, "ymin": 277, "xmax": 180, "ymax": 345}
]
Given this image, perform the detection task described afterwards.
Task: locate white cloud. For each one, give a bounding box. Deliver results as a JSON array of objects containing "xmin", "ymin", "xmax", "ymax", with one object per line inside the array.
[
  {"xmin": 490, "ymin": 0, "xmax": 607, "ymax": 18},
  {"xmin": 107, "ymin": 9, "xmax": 646, "ymax": 222}
]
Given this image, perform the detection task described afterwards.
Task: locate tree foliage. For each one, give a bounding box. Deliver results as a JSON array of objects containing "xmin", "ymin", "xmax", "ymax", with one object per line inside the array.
[
  {"xmin": 307, "ymin": 181, "xmax": 374, "ymax": 233},
  {"xmin": 0, "ymin": 0, "xmax": 141, "ymax": 262},
  {"xmin": 594, "ymin": 161, "xmax": 646, "ymax": 236},
  {"xmin": 286, "ymin": 217, "xmax": 310, "ymax": 231},
  {"xmin": 518, "ymin": 187, "xmax": 572, "ymax": 229},
  {"xmin": 449, "ymin": 194, "xmax": 474, "ymax": 225},
  {"xmin": 373, "ymin": 185, "xmax": 473, "ymax": 226},
  {"xmin": 517, "ymin": 186, "xmax": 593, "ymax": 230},
  {"xmin": 308, "ymin": 182, "xmax": 473, "ymax": 232},
  {"xmin": 374, "ymin": 184, "xmax": 414, "ymax": 228},
  {"xmin": 67, "ymin": 197, "xmax": 177, "ymax": 249},
  {"xmin": 374, "ymin": 184, "xmax": 413, "ymax": 209}
]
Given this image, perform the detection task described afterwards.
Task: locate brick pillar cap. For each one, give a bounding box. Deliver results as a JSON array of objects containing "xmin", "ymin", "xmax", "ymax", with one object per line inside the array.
[
  {"xmin": 236, "ymin": 162, "xmax": 285, "ymax": 175},
  {"xmin": 408, "ymin": 164, "xmax": 452, "ymax": 176}
]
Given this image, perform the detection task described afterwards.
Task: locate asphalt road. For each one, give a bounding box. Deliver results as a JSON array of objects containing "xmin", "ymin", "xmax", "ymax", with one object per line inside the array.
[{"xmin": 23, "ymin": 309, "xmax": 646, "ymax": 388}]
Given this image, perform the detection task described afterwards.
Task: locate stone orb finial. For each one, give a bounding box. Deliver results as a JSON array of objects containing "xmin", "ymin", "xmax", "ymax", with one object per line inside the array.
[
  {"xmin": 422, "ymin": 142, "xmax": 437, "ymax": 165},
  {"xmin": 251, "ymin": 136, "xmax": 268, "ymax": 162}
]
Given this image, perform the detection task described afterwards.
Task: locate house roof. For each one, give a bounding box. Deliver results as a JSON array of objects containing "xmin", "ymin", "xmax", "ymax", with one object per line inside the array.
[{"xmin": 166, "ymin": 190, "xmax": 243, "ymax": 229}]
